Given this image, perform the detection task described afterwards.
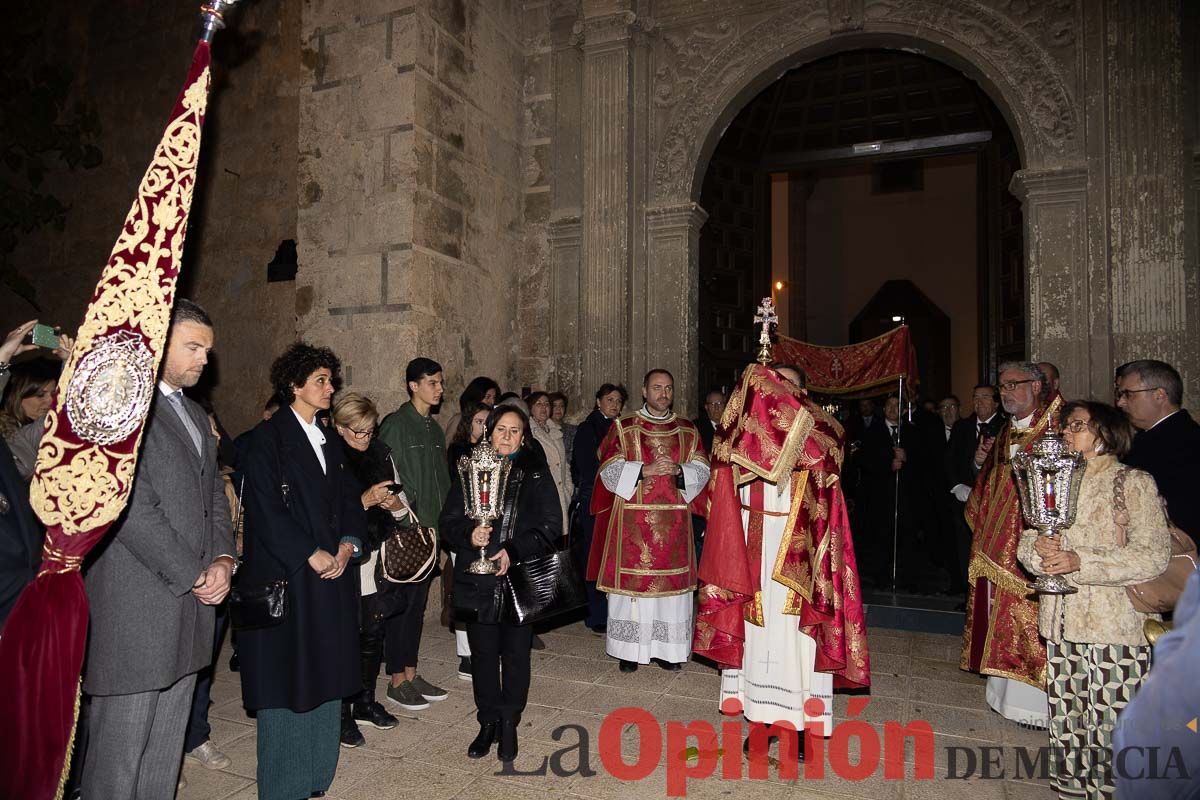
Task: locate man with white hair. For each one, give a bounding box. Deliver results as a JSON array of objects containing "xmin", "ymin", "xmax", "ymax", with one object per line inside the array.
[{"xmin": 960, "ymin": 361, "xmax": 1062, "ymax": 729}]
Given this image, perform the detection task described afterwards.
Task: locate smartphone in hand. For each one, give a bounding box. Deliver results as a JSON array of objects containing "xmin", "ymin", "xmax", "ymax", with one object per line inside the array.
[{"xmin": 29, "ymin": 323, "xmax": 60, "ymax": 349}]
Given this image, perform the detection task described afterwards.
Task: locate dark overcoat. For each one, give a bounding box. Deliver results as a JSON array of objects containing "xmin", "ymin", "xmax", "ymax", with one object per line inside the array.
[
  {"xmin": 0, "ymin": 439, "xmax": 41, "ymax": 632},
  {"xmin": 237, "ymin": 407, "xmax": 365, "ymax": 712},
  {"xmin": 83, "ymin": 392, "xmax": 235, "ymax": 695},
  {"xmin": 1123, "ymin": 409, "xmax": 1200, "ymax": 547}
]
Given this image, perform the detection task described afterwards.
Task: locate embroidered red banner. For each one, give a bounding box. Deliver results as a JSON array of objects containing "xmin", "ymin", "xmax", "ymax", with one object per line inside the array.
[{"xmin": 774, "ymin": 325, "xmax": 919, "ymax": 396}]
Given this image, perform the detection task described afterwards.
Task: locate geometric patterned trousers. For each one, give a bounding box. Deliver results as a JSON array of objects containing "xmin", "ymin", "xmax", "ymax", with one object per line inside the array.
[{"xmin": 1045, "ymin": 639, "xmax": 1151, "ymax": 800}]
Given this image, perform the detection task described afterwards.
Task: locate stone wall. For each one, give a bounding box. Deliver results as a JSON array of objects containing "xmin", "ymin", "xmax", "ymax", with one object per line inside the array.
[
  {"xmin": 6, "ymin": 1, "xmax": 301, "ymax": 435},
  {"xmin": 297, "ymin": 0, "xmax": 526, "ymax": 423}
]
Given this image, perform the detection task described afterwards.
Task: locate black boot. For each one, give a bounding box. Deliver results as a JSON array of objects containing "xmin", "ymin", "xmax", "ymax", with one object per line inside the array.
[
  {"xmin": 619, "ymin": 659, "xmax": 638, "ymax": 673},
  {"xmin": 497, "ymin": 719, "xmax": 518, "ymax": 763},
  {"xmin": 339, "ymin": 702, "xmax": 365, "ymax": 748},
  {"xmin": 468, "ymin": 722, "xmax": 498, "ymax": 758}
]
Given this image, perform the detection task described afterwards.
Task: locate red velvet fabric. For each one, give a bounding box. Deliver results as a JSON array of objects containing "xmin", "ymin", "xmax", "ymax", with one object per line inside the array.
[
  {"xmin": 773, "ymin": 324, "xmax": 919, "ymax": 397},
  {"xmin": 0, "ymin": 41, "xmax": 212, "ymax": 800}
]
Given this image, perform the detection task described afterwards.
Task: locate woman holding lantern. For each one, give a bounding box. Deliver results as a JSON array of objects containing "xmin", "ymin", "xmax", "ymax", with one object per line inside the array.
[
  {"xmin": 439, "ymin": 404, "xmax": 561, "ymax": 763},
  {"xmin": 1017, "ymin": 400, "xmax": 1171, "ymax": 800}
]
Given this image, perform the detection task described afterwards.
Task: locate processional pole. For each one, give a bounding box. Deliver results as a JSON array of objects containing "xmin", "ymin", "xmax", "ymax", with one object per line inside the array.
[{"xmin": 892, "ymin": 371, "xmax": 902, "ymax": 595}]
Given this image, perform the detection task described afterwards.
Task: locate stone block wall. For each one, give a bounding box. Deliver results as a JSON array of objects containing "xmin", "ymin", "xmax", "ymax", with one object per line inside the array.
[
  {"xmin": 298, "ymin": 0, "xmax": 528, "ymax": 420},
  {"xmin": 6, "ymin": 0, "xmax": 300, "ymax": 435}
]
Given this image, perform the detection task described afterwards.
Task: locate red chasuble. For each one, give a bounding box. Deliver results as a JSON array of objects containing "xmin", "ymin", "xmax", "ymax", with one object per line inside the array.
[
  {"xmin": 694, "ymin": 364, "xmax": 871, "ymax": 690},
  {"xmin": 585, "ymin": 413, "xmax": 707, "ymax": 596},
  {"xmin": 960, "ymin": 394, "xmax": 1063, "ymax": 687}
]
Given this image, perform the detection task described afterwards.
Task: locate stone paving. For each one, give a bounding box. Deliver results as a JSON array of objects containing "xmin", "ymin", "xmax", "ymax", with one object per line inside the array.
[{"xmin": 179, "ymin": 619, "xmax": 1057, "ymax": 800}]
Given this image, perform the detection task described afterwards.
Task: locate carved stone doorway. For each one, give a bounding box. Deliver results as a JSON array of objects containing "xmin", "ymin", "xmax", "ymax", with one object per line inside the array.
[{"xmin": 696, "ymin": 49, "xmax": 1024, "ymax": 406}]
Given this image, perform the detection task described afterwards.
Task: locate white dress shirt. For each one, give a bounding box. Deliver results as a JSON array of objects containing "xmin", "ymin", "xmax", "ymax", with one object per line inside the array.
[{"xmin": 291, "ymin": 407, "xmax": 327, "ymax": 474}]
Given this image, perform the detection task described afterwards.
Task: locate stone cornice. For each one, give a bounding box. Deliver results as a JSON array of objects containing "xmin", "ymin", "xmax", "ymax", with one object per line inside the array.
[{"xmin": 1009, "ymin": 166, "xmax": 1088, "ymax": 202}]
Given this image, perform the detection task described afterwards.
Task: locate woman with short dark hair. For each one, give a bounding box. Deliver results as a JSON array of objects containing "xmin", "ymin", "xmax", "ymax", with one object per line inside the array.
[
  {"xmin": 439, "ymin": 405, "xmax": 561, "ymax": 763},
  {"xmin": 1017, "ymin": 399, "xmax": 1171, "ymax": 799},
  {"xmin": 238, "ymin": 342, "xmax": 366, "ymax": 800}
]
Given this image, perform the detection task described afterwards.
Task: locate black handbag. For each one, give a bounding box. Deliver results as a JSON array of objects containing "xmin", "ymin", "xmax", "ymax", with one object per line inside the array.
[
  {"xmin": 501, "ymin": 549, "xmax": 587, "ymax": 626},
  {"xmin": 229, "ymin": 424, "xmax": 293, "ymax": 632},
  {"xmin": 229, "ymin": 579, "xmax": 289, "ymax": 631}
]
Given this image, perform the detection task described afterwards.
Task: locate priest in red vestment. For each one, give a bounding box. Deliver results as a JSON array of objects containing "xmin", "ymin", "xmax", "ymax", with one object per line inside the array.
[
  {"xmin": 587, "ymin": 369, "xmax": 708, "ymax": 672},
  {"xmin": 961, "ymin": 360, "xmax": 1063, "ymax": 727},
  {"xmin": 695, "ymin": 362, "xmax": 870, "ymax": 754}
]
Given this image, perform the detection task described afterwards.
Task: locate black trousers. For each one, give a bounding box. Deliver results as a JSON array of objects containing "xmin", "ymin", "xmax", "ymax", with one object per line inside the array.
[
  {"xmin": 184, "ymin": 605, "xmax": 228, "ymax": 752},
  {"xmin": 574, "ymin": 511, "xmax": 607, "ymax": 629},
  {"xmin": 385, "ymin": 575, "xmax": 431, "ymax": 672},
  {"xmin": 466, "ymin": 621, "xmax": 532, "ymax": 724},
  {"xmin": 359, "ymin": 589, "xmax": 408, "ymax": 698}
]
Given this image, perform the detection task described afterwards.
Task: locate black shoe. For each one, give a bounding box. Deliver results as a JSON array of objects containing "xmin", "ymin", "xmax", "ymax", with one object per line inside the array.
[
  {"xmin": 530, "ymin": 634, "xmax": 546, "ymax": 651},
  {"xmin": 228, "ymin": 650, "xmax": 239, "ymax": 672},
  {"xmin": 468, "ymin": 722, "xmax": 498, "ymax": 758},
  {"xmin": 458, "ymin": 656, "xmax": 473, "ymax": 682},
  {"xmin": 352, "ymin": 700, "xmax": 398, "ymax": 730},
  {"xmin": 588, "ymin": 624, "xmax": 607, "ymax": 636},
  {"xmin": 339, "ymin": 705, "xmax": 365, "ymax": 748},
  {"xmin": 497, "ymin": 720, "xmax": 518, "ymax": 763},
  {"xmin": 655, "ymin": 659, "xmax": 682, "ymax": 672},
  {"xmin": 619, "ymin": 659, "xmax": 638, "ymax": 673},
  {"xmin": 310, "ymin": 793, "xmax": 326, "ymax": 798}
]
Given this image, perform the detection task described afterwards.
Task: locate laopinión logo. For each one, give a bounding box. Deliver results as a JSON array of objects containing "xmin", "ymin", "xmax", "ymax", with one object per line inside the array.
[{"xmin": 494, "ymin": 698, "xmax": 1191, "ymax": 796}]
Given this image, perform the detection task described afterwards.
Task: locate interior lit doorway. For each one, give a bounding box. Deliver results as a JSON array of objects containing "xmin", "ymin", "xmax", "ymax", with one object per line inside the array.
[{"xmin": 697, "ymin": 49, "xmax": 1025, "ymax": 406}]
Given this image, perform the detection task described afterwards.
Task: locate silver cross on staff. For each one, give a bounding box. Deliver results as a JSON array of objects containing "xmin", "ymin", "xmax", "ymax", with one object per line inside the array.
[{"xmin": 754, "ymin": 296, "xmax": 778, "ymax": 364}]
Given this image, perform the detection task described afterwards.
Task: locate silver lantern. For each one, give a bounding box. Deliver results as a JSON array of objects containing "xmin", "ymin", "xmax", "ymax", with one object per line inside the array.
[
  {"xmin": 1011, "ymin": 433, "xmax": 1087, "ymax": 595},
  {"xmin": 457, "ymin": 441, "xmax": 511, "ymax": 575}
]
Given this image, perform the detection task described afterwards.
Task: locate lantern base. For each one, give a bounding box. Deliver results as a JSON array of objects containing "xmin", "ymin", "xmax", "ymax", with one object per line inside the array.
[
  {"xmin": 1027, "ymin": 574, "xmax": 1078, "ymax": 595},
  {"xmin": 466, "ymin": 547, "xmax": 498, "ymax": 575}
]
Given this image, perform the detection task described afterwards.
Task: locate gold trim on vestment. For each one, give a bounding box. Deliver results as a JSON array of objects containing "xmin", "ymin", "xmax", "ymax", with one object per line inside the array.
[
  {"xmin": 624, "ymin": 503, "xmax": 687, "ymax": 510},
  {"xmin": 968, "ymin": 552, "xmax": 1031, "ymax": 598},
  {"xmin": 620, "ymin": 566, "xmax": 692, "ymax": 576},
  {"xmin": 771, "ymin": 471, "xmax": 814, "ymax": 607}
]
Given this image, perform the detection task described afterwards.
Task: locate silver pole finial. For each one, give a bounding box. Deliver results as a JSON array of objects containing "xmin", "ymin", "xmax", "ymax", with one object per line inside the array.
[{"xmin": 200, "ymin": 0, "xmax": 239, "ymax": 43}]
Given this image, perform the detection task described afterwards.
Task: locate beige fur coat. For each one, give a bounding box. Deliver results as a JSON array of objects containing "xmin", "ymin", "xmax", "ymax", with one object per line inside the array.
[{"xmin": 1017, "ymin": 454, "xmax": 1170, "ymax": 647}]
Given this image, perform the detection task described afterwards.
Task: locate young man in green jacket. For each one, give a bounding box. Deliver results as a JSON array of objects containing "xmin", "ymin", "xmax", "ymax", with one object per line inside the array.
[{"xmin": 375, "ymin": 357, "xmax": 451, "ymax": 710}]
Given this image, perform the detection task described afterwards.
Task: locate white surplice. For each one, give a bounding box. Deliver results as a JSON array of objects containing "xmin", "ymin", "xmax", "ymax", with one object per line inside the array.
[{"xmin": 718, "ymin": 477, "xmax": 834, "ymax": 733}]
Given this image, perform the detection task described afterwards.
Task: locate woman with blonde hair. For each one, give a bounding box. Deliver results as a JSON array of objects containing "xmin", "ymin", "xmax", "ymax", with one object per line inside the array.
[
  {"xmin": 330, "ymin": 391, "xmax": 410, "ymax": 747},
  {"xmin": 1017, "ymin": 399, "xmax": 1172, "ymax": 800}
]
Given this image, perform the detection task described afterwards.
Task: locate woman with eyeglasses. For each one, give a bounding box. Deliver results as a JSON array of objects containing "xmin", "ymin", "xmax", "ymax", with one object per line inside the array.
[
  {"xmin": 330, "ymin": 392, "xmax": 410, "ymax": 747},
  {"xmin": 527, "ymin": 391, "xmax": 573, "ymax": 532},
  {"xmin": 439, "ymin": 405, "xmax": 561, "ymax": 763},
  {"xmin": 1017, "ymin": 400, "xmax": 1172, "ymax": 799}
]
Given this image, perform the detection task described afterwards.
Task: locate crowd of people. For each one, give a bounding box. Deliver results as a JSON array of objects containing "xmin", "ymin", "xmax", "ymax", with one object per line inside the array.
[{"xmin": 0, "ymin": 302, "xmax": 1197, "ymax": 800}]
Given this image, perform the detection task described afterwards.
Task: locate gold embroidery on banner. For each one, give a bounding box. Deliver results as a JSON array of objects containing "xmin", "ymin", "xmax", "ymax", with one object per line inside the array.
[{"xmin": 30, "ymin": 67, "xmax": 211, "ymax": 535}]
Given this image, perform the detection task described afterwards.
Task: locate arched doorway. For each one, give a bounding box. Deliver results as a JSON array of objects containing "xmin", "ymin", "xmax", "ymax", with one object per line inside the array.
[{"xmin": 696, "ymin": 49, "xmax": 1024, "ymax": 406}]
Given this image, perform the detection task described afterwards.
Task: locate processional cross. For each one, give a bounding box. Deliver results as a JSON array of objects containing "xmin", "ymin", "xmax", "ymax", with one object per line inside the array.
[{"xmin": 754, "ymin": 296, "xmax": 778, "ymax": 365}]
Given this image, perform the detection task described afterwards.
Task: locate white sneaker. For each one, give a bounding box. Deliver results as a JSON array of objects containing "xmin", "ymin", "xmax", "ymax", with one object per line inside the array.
[{"xmin": 185, "ymin": 740, "xmax": 231, "ymax": 770}]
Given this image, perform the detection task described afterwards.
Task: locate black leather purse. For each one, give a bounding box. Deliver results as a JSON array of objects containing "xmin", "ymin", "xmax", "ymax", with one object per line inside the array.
[
  {"xmin": 501, "ymin": 549, "xmax": 586, "ymax": 626},
  {"xmin": 229, "ymin": 579, "xmax": 289, "ymax": 631},
  {"xmin": 229, "ymin": 425, "xmax": 292, "ymax": 632}
]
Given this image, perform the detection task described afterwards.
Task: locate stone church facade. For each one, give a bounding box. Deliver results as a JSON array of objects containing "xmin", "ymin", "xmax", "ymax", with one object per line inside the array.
[{"xmin": 10, "ymin": 0, "xmax": 1198, "ymax": 428}]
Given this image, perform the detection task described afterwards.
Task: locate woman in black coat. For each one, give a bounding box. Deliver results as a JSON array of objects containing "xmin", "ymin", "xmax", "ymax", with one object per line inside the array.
[
  {"xmin": 439, "ymin": 405, "xmax": 561, "ymax": 763},
  {"xmin": 238, "ymin": 343, "xmax": 366, "ymax": 800}
]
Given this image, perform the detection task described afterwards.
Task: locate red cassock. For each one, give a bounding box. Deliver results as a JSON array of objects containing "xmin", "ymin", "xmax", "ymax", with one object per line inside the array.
[
  {"xmin": 585, "ymin": 413, "xmax": 708, "ymax": 596},
  {"xmin": 693, "ymin": 364, "xmax": 871, "ymax": 690}
]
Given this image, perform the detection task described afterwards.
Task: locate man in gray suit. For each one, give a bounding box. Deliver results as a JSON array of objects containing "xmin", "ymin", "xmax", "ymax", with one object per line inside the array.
[{"xmin": 82, "ymin": 299, "xmax": 236, "ymax": 799}]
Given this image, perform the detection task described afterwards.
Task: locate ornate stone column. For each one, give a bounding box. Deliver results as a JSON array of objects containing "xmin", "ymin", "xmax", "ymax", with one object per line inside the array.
[
  {"xmin": 579, "ymin": 5, "xmax": 636, "ymax": 399},
  {"xmin": 1103, "ymin": 0, "xmax": 1195, "ymax": 404},
  {"xmin": 646, "ymin": 202, "xmax": 708, "ymax": 418},
  {"xmin": 548, "ymin": 216, "xmax": 583, "ymax": 396},
  {"xmin": 1011, "ymin": 167, "xmax": 1094, "ymax": 399}
]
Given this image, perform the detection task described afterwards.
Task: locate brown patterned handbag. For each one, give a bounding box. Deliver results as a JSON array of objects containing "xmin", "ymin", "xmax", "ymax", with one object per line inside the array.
[
  {"xmin": 1113, "ymin": 467, "xmax": 1199, "ymax": 613},
  {"xmin": 377, "ymin": 500, "xmax": 438, "ymax": 584}
]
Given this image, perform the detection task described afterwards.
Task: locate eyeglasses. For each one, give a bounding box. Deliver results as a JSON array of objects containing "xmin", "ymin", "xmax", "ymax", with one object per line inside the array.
[
  {"xmin": 1062, "ymin": 419, "xmax": 1091, "ymax": 433},
  {"xmin": 998, "ymin": 379, "xmax": 1037, "ymax": 392},
  {"xmin": 347, "ymin": 426, "xmax": 375, "ymax": 440},
  {"xmin": 1116, "ymin": 388, "xmax": 1157, "ymax": 401}
]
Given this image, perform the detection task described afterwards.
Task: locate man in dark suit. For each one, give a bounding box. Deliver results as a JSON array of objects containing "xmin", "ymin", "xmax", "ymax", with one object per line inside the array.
[
  {"xmin": 944, "ymin": 384, "xmax": 1005, "ymax": 599},
  {"xmin": 81, "ymin": 300, "xmax": 236, "ymax": 798},
  {"xmin": 0, "ymin": 438, "xmax": 41, "ymax": 633},
  {"xmin": 859, "ymin": 395, "xmax": 923, "ymax": 589},
  {"xmin": 693, "ymin": 388, "xmax": 725, "ymax": 455},
  {"xmin": 1116, "ymin": 360, "xmax": 1200, "ymax": 546}
]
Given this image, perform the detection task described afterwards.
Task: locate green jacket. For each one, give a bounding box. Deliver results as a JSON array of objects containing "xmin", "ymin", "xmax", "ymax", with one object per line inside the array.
[{"xmin": 376, "ymin": 402, "xmax": 451, "ymax": 528}]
